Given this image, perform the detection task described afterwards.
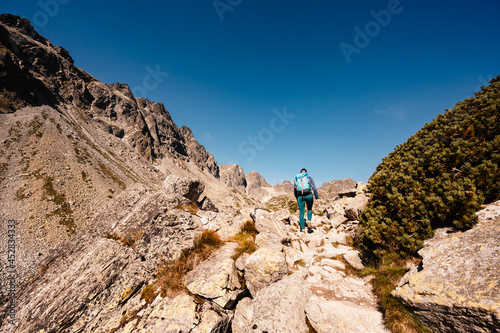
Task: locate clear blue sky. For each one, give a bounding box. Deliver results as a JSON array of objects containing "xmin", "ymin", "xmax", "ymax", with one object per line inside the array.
[{"xmin": 2, "ymin": 1, "xmax": 499, "ymax": 185}]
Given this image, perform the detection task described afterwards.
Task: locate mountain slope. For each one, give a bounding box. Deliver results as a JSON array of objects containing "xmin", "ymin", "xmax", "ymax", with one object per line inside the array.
[{"xmin": 0, "ymin": 13, "xmax": 228, "ymax": 285}]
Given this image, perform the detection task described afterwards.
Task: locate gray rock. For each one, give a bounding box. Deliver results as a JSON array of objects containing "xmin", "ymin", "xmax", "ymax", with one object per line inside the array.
[
  {"xmin": 235, "ymin": 253, "xmax": 250, "ymax": 272},
  {"xmin": 320, "ymin": 258, "xmax": 346, "ymax": 270},
  {"xmin": 244, "ymin": 247, "xmax": 289, "ymax": 296},
  {"xmin": 0, "ymin": 14, "xmax": 219, "ymax": 174},
  {"xmin": 283, "ymin": 246, "xmax": 304, "ymax": 269},
  {"xmin": 232, "ymin": 270, "xmax": 310, "ymax": 333},
  {"xmin": 320, "ymin": 178, "xmax": 357, "ymax": 199},
  {"xmin": 220, "ymin": 164, "xmax": 247, "ymax": 192},
  {"xmin": 184, "ymin": 242, "xmax": 243, "ymax": 309},
  {"xmin": 343, "ymin": 250, "xmax": 365, "ymax": 270},
  {"xmin": 344, "ymin": 194, "xmax": 369, "ymax": 221},
  {"xmin": 138, "ymin": 294, "xmax": 198, "ymax": 332},
  {"xmin": 199, "ymin": 195, "xmax": 218, "ymax": 212},
  {"xmin": 192, "ymin": 309, "xmax": 231, "ymax": 333},
  {"xmin": 0, "ymin": 183, "xmax": 203, "ymax": 331},
  {"xmin": 392, "ymin": 214, "xmax": 500, "ymax": 333},
  {"xmin": 163, "ymin": 174, "xmax": 205, "ymax": 202},
  {"xmin": 306, "ymin": 298, "xmax": 388, "ymax": 333},
  {"xmin": 255, "ymin": 231, "xmax": 283, "ymax": 251},
  {"xmin": 250, "ymin": 207, "xmax": 290, "ymax": 243}
]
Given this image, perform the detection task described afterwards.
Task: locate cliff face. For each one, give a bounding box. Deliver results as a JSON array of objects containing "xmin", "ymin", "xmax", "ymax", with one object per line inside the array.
[
  {"xmin": 0, "ymin": 13, "xmax": 218, "ymax": 175},
  {"xmin": 0, "ymin": 13, "xmax": 221, "ymax": 289},
  {"xmin": 392, "ymin": 201, "xmax": 500, "ymax": 333}
]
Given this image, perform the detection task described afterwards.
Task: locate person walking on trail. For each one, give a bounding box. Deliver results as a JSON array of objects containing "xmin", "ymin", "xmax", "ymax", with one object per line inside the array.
[{"xmin": 294, "ymin": 168, "xmax": 319, "ymax": 233}]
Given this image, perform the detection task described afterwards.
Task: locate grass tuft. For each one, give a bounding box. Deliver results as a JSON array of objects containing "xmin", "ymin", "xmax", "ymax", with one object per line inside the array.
[
  {"xmin": 228, "ymin": 220, "xmax": 258, "ymax": 260},
  {"xmin": 357, "ymin": 253, "xmax": 432, "ymax": 333},
  {"xmin": 156, "ymin": 230, "xmax": 223, "ymax": 297},
  {"xmin": 141, "ymin": 283, "xmax": 159, "ymax": 304},
  {"xmin": 175, "ymin": 202, "xmax": 199, "ymax": 215}
]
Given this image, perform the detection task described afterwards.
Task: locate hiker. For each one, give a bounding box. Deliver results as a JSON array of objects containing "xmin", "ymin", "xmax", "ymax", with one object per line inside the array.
[{"xmin": 294, "ymin": 168, "xmax": 319, "ymax": 233}]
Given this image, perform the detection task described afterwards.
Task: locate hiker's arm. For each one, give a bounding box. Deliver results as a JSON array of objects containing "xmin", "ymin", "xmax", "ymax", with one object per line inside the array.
[{"xmin": 310, "ymin": 178, "xmax": 319, "ymax": 199}]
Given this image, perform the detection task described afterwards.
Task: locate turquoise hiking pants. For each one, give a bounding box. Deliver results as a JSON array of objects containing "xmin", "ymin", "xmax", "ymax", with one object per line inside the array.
[{"xmin": 297, "ymin": 194, "xmax": 314, "ymax": 230}]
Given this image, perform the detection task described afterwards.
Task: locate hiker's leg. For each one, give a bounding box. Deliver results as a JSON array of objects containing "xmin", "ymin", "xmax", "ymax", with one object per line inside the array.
[
  {"xmin": 306, "ymin": 194, "xmax": 314, "ymax": 222},
  {"xmin": 297, "ymin": 196, "xmax": 306, "ymax": 230}
]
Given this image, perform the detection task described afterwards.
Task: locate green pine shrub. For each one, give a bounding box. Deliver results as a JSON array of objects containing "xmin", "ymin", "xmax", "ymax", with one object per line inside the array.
[{"xmin": 357, "ymin": 76, "xmax": 500, "ymax": 261}]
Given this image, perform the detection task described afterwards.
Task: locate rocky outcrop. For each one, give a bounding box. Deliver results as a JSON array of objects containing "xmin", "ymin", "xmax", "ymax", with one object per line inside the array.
[
  {"xmin": 219, "ymin": 164, "xmax": 276, "ymax": 201},
  {"xmin": 163, "ymin": 174, "xmax": 205, "ymax": 202},
  {"xmin": 273, "ymin": 180, "xmax": 294, "ymax": 193},
  {"xmin": 185, "ymin": 242, "xmax": 244, "ymax": 309},
  {"xmin": 244, "ymin": 247, "xmax": 288, "ymax": 296},
  {"xmin": 220, "ymin": 164, "xmax": 247, "ymax": 192},
  {"xmin": 0, "ymin": 14, "xmax": 219, "ymax": 175},
  {"xmin": 345, "ymin": 193, "xmax": 369, "ymax": 221},
  {"xmin": 306, "ymin": 298, "xmax": 388, "ymax": 333},
  {"xmin": 319, "ymin": 178, "xmax": 357, "ymax": 199},
  {"xmin": 232, "ymin": 270, "xmax": 310, "ymax": 333},
  {"xmin": 392, "ymin": 201, "xmax": 500, "ymax": 333},
  {"xmin": 250, "ymin": 207, "xmax": 290, "ymax": 243},
  {"xmin": 0, "ymin": 182, "xmax": 204, "ymax": 332}
]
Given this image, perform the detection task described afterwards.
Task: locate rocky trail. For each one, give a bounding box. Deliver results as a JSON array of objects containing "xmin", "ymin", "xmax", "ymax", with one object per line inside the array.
[{"xmin": 0, "ymin": 174, "xmax": 387, "ymax": 333}]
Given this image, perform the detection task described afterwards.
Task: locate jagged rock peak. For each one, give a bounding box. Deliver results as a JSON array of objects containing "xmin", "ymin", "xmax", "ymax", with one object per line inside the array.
[
  {"xmin": 0, "ymin": 14, "xmax": 219, "ymax": 176},
  {"xmin": 245, "ymin": 170, "xmax": 271, "ymax": 189},
  {"xmin": 220, "ymin": 164, "xmax": 247, "ymax": 192}
]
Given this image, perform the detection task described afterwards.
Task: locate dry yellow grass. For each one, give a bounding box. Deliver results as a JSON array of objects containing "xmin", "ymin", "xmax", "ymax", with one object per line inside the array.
[{"xmin": 156, "ymin": 230, "xmax": 222, "ymax": 297}]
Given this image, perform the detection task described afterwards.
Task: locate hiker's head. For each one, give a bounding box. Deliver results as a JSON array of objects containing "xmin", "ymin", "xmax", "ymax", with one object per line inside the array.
[{"xmin": 300, "ymin": 168, "xmax": 307, "ymax": 173}]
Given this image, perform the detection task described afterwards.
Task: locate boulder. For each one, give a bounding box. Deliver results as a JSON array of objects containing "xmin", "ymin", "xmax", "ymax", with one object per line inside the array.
[
  {"xmin": 235, "ymin": 253, "xmax": 250, "ymax": 272},
  {"xmin": 255, "ymin": 232, "xmax": 283, "ymax": 251},
  {"xmin": 250, "ymin": 207, "xmax": 290, "ymax": 242},
  {"xmin": 283, "ymin": 246, "xmax": 304, "ymax": 269},
  {"xmin": 244, "ymin": 247, "xmax": 288, "ymax": 296},
  {"xmin": 306, "ymin": 298, "xmax": 388, "ymax": 333},
  {"xmin": 199, "ymin": 196, "xmax": 218, "ymax": 212},
  {"xmin": 163, "ymin": 174, "xmax": 205, "ymax": 202},
  {"xmin": 320, "ymin": 258, "xmax": 345, "ymax": 270},
  {"xmin": 138, "ymin": 294, "xmax": 198, "ymax": 332},
  {"xmin": 184, "ymin": 243, "xmax": 243, "ymax": 309},
  {"xmin": 343, "ymin": 250, "xmax": 365, "ymax": 270},
  {"xmin": 356, "ymin": 182, "xmax": 368, "ymax": 194},
  {"xmin": 191, "ymin": 309, "xmax": 232, "ymax": 333},
  {"xmin": 319, "ymin": 178, "xmax": 357, "ymax": 199},
  {"xmin": 344, "ymin": 194, "xmax": 369, "ymax": 221},
  {"xmin": 326, "ymin": 229, "xmax": 347, "ymax": 245},
  {"xmin": 392, "ymin": 214, "xmax": 500, "ymax": 333},
  {"xmin": 317, "ymin": 243, "xmax": 350, "ymax": 259},
  {"xmin": 232, "ymin": 270, "xmax": 310, "ymax": 333}
]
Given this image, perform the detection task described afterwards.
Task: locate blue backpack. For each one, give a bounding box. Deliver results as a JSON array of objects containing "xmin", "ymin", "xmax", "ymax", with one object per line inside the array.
[{"xmin": 295, "ymin": 172, "xmax": 312, "ymax": 196}]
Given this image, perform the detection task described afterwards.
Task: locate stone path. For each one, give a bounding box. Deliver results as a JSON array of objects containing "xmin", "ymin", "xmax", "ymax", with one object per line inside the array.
[{"xmin": 284, "ymin": 217, "xmax": 389, "ymax": 333}]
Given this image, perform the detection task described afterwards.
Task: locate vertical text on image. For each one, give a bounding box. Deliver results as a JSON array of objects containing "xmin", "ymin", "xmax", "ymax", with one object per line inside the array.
[{"xmin": 7, "ymin": 219, "xmax": 17, "ymax": 325}]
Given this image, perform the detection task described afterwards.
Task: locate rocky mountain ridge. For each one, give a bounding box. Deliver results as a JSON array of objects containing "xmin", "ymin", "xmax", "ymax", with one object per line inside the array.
[
  {"xmin": 1, "ymin": 12, "xmax": 498, "ymax": 333},
  {"xmin": 0, "ymin": 14, "xmax": 218, "ymax": 176}
]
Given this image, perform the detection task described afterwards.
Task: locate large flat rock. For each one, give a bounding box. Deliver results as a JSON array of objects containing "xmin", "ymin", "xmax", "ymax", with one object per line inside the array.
[
  {"xmin": 232, "ymin": 270, "xmax": 310, "ymax": 333},
  {"xmin": 392, "ymin": 203, "xmax": 500, "ymax": 333},
  {"xmin": 184, "ymin": 242, "xmax": 243, "ymax": 309}
]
